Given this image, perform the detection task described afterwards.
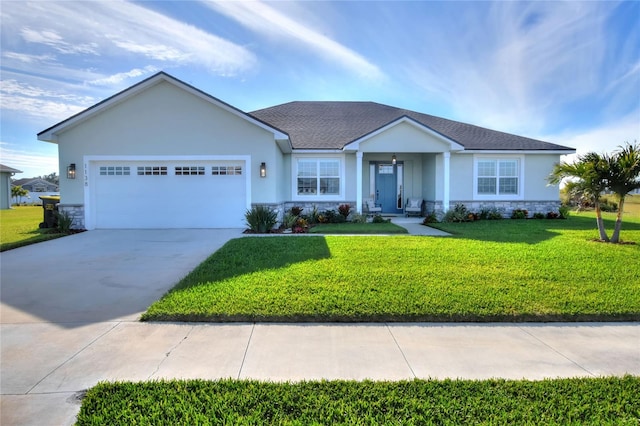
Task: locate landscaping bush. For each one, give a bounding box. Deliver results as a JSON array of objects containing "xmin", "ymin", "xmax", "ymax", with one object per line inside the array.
[
  {"xmin": 304, "ymin": 205, "xmax": 320, "ymax": 224},
  {"xmin": 290, "ymin": 206, "xmax": 303, "ymax": 217},
  {"xmin": 547, "ymin": 211, "xmax": 560, "ymax": 219},
  {"xmin": 443, "ymin": 203, "xmax": 469, "ymax": 222},
  {"xmin": 245, "ymin": 205, "xmax": 278, "ymax": 233},
  {"xmin": 559, "ymin": 204, "xmax": 570, "ymax": 219},
  {"xmin": 350, "ymin": 213, "xmax": 367, "ymax": 224},
  {"xmin": 372, "ymin": 214, "xmax": 388, "ymax": 223},
  {"xmin": 422, "ymin": 211, "xmax": 438, "ymax": 224},
  {"xmin": 338, "ymin": 203, "xmax": 351, "ymax": 219},
  {"xmin": 511, "ymin": 209, "xmax": 528, "ymax": 220},
  {"xmin": 282, "ymin": 212, "xmax": 298, "ymax": 230},
  {"xmin": 293, "ymin": 217, "xmax": 309, "ymax": 233},
  {"xmin": 533, "ymin": 212, "xmax": 546, "ymax": 219},
  {"xmin": 600, "ymin": 199, "xmax": 618, "ymax": 212},
  {"xmin": 54, "ymin": 210, "xmax": 73, "ymax": 233}
]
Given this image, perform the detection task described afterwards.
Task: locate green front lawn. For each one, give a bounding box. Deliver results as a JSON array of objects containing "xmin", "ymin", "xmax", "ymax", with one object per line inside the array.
[
  {"xmin": 0, "ymin": 206, "xmax": 65, "ymax": 252},
  {"xmin": 76, "ymin": 377, "xmax": 640, "ymax": 425},
  {"xmin": 143, "ymin": 214, "xmax": 640, "ymax": 322},
  {"xmin": 309, "ymin": 221, "xmax": 408, "ymax": 234}
]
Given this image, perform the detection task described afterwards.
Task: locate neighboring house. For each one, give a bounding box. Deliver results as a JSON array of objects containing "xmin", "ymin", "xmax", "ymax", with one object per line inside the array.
[
  {"xmin": 37, "ymin": 72, "xmax": 575, "ymax": 230},
  {"xmin": 12, "ymin": 178, "xmax": 59, "ymax": 193},
  {"xmin": 0, "ymin": 164, "xmax": 23, "ymax": 209}
]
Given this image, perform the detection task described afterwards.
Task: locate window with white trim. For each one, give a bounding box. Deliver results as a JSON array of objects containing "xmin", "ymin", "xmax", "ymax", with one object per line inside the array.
[
  {"xmin": 100, "ymin": 166, "xmax": 130, "ymax": 176},
  {"xmin": 296, "ymin": 158, "xmax": 340, "ymax": 196},
  {"xmin": 175, "ymin": 166, "xmax": 205, "ymax": 176},
  {"xmin": 137, "ymin": 166, "xmax": 167, "ymax": 176},
  {"xmin": 476, "ymin": 158, "xmax": 520, "ymax": 196},
  {"xmin": 212, "ymin": 166, "xmax": 242, "ymax": 176}
]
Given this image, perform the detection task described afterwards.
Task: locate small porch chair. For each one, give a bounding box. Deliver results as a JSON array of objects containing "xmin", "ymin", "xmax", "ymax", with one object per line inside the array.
[
  {"xmin": 364, "ymin": 198, "xmax": 382, "ymax": 215},
  {"xmin": 405, "ymin": 198, "xmax": 423, "ymax": 217}
]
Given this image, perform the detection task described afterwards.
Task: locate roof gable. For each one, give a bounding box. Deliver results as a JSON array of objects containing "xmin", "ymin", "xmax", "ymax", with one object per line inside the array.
[
  {"xmin": 38, "ymin": 72, "xmax": 289, "ymax": 144},
  {"xmin": 344, "ymin": 116, "xmax": 465, "ymax": 152}
]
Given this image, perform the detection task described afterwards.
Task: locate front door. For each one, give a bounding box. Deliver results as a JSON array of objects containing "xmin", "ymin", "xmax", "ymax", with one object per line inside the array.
[{"xmin": 374, "ymin": 163, "xmax": 403, "ymax": 213}]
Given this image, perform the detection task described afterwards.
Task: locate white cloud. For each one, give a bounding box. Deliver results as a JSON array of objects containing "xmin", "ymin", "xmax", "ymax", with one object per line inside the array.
[
  {"xmin": 2, "ymin": 51, "xmax": 55, "ymax": 64},
  {"xmin": 542, "ymin": 111, "xmax": 640, "ymax": 162},
  {"xmin": 0, "ymin": 79, "xmax": 93, "ymax": 121},
  {"xmin": 87, "ymin": 66, "xmax": 159, "ymax": 86},
  {"xmin": 0, "ymin": 142, "xmax": 58, "ymax": 173},
  {"xmin": 1, "ymin": 1, "xmax": 257, "ymax": 76},
  {"xmin": 404, "ymin": 1, "xmax": 632, "ymax": 136},
  {"xmin": 204, "ymin": 0, "xmax": 384, "ymax": 80},
  {"xmin": 20, "ymin": 27, "xmax": 99, "ymax": 55}
]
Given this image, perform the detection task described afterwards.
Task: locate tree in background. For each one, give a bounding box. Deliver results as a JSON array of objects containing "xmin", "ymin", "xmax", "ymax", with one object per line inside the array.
[
  {"xmin": 607, "ymin": 142, "xmax": 640, "ymax": 243},
  {"xmin": 549, "ymin": 152, "xmax": 610, "ymax": 241},
  {"xmin": 11, "ymin": 185, "xmax": 29, "ymax": 205}
]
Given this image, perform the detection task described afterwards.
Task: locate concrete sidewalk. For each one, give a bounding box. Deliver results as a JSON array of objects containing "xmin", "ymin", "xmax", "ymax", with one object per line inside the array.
[
  {"xmin": 2, "ymin": 321, "xmax": 639, "ymax": 425},
  {"xmin": 391, "ymin": 217, "xmax": 451, "ymax": 236}
]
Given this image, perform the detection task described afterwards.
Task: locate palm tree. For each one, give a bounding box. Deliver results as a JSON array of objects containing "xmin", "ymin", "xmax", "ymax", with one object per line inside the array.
[
  {"xmin": 548, "ymin": 152, "xmax": 610, "ymax": 241},
  {"xmin": 10, "ymin": 185, "xmax": 29, "ymax": 205},
  {"xmin": 606, "ymin": 142, "xmax": 640, "ymax": 243}
]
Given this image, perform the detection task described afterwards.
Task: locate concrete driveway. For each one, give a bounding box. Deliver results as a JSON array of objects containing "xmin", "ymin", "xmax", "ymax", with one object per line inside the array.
[{"xmin": 1, "ymin": 229, "xmax": 243, "ymax": 424}]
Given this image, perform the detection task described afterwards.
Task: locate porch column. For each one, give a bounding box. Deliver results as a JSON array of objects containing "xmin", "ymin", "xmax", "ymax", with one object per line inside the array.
[
  {"xmin": 443, "ymin": 151, "xmax": 450, "ymax": 211},
  {"xmin": 356, "ymin": 151, "xmax": 363, "ymax": 213}
]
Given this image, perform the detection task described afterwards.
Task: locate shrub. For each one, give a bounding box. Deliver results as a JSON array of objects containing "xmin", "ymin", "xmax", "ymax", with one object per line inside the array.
[
  {"xmin": 546, "ymin": 211, "xmax": 559, "ymax": 219},
  {"xmin": 293, "ymin": 217, "xmax": 309, "ymax": 233},
  {"xmin": 558, "ymin": 204, "xmax": 570, "ymax": 219},
  {"xmin": 479, "ymin": 207, "xmax": 504, "ymax": 220},
  {"xmin": 600, "ymin": 200, "xmax": 618, "ymax": 212},
  {"xmin": 511, "ymin": 209, "xmax": 528, "ymax": 220},
  {"xmin": 338, "ymin": 204, "xmax": 351, "ymax": 219},
  {"xmin": 533, "ymin": 212, "xmax": 545, "ymax": 219},
  {"xmin": 245, "ymin": 205, "xmax": 278, "ymax": 233},
  {"xmin": 54, "ymin": 211, "xmax": 73, "ymax": 233},
  {"xmin": 282, "ymin": 213, "xmax": 298, "ymax": 230},
  {"xmin": 290, "ymin": 206, "xmax": 303, "ymax": 217},
  {"xmin": 351, "ymin": 213, "xmax": 368, "ymax": 224},
  {"xmin": 372, "ymin": 214, "xmax": 388, "ymax": 223},
  {"xmin": 305, "ymin": 205, "xmax": 320, "ymax": 225},
  {"xmin": 422, "ymin": 211, "xmax": 438, "ymax": 224},
  {"xmin": 443, "ymin": 204, "xmax": 469, "ymax": 223}
]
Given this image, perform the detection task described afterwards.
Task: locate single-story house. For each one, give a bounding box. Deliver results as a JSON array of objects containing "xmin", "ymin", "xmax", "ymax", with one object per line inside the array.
[
  {"xmin": 12, "ymin": 178, "xmax": 59, "ymax": 193},
  {"xmin": 38, "ymin": 72, "xmax": 575, "ymax": 230},
  {"xmin": 0, "ymin": 164, "xmax": 23, "ymax": 209}
]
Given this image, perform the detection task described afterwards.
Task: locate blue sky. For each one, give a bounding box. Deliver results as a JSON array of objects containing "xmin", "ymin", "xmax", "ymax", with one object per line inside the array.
[{"xmin": 1, "ymin": 0, "xmax": 639, "ymax": 178}]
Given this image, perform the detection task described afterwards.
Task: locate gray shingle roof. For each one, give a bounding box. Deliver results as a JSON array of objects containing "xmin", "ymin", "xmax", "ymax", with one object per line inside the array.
[{"xmin": 250, "ymin": 101, "xmax": 573, "ymax": 151}]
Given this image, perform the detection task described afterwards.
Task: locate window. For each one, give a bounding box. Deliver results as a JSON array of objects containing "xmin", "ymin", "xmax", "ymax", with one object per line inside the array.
[
  {"xmin": 212, "ymin": 166, "xmax": 242, "ymax": 176},
  {"xmin": 296, "ymin": 158, "xmax": 341, "ymax": 196},
  {"xmin": 100, "ymin": 166, "xmax": 130, "ymax": 176},
  {"xmin": 476, "ymin": 158, "xmax": 520, "ymax": 196},
  {"xmin": 137, "ymin": 166, "xmax": 167, "ymax": 176},
  {"xmin": 175, "ymin": 166, "xmax": 205, "ymax": 176}
]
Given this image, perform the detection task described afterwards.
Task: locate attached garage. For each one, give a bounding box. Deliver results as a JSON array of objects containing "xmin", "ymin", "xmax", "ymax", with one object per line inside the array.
[{"xmin": 87, "ymin": 157, "xmax": 249, "ymax": 229}]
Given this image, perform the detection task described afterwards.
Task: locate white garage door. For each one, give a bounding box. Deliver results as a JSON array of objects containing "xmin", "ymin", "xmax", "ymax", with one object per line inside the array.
[{"xmin": 92, "ymin": 160, "xmax": 247, "ymax": 228}]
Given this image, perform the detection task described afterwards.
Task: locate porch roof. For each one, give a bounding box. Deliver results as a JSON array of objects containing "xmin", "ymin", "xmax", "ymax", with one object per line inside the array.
[{"xmin": 250, "ymin": 101, "xmax": 574, "ymax": 152}]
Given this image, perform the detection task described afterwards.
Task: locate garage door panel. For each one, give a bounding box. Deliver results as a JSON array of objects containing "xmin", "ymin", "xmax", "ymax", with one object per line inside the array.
[{"xmin": 92, "ymin": 161, "xmax": 247, "ymax": 229}]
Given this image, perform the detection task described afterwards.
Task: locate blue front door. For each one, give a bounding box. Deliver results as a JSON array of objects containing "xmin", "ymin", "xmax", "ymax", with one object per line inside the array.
[{"xmin": 375, "ymin": 163, "xmax": 402, "ymax": 213}]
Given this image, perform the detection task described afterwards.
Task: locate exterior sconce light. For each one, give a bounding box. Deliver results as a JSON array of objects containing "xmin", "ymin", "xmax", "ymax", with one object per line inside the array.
[
  {"xmin": 260, "ymin": 162, "xmax": 267, "ymax": 178},
  {"xmin": 391, "ymin": 154, "xmax": 397, "ymax": 165},
  {"xmin": 67, "ymin": 163, "xmax": 76, "ymax": 179}
]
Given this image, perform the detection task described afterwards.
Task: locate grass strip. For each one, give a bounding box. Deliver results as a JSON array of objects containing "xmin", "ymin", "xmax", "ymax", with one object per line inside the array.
[
  {"xmin": 76, "ymin": 377, "xmax": 640, "ymax": 425},
  {"xmin": 0, "ymin": 206, "xmax": 66, "ymax": 252},
  {"xmin": 309, "ymin": 222, "xmax": 408, "ymax": 234}
]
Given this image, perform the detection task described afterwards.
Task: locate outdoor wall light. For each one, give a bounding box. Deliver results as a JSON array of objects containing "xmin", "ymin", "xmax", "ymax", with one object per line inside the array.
[
  {"xmin": 391, "ymin": 154, "xmax": 397, "ymax": 165},
  {"xmin": 260, "ymin": 162, "xmax": 267, "ymax": 178},
  {"xmin": 67, "ymin": 163, "xmax": 76, "ymax": 179}
]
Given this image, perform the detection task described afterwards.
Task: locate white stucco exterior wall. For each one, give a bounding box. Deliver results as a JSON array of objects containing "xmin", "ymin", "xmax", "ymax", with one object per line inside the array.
[
  {"xmin": 524, "ymin": 154, "xmax": 562, "ymax": 200},
  {"xmin": 55, "ymin": 81, "xmax": 281, "ymax": 205}
]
